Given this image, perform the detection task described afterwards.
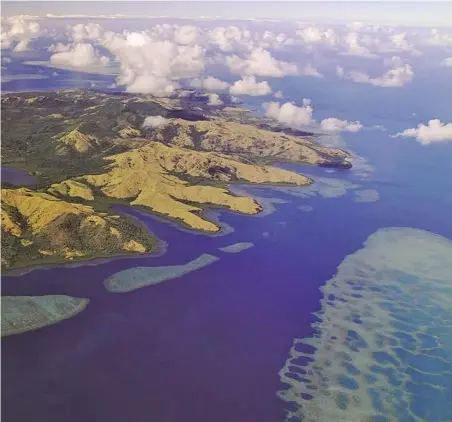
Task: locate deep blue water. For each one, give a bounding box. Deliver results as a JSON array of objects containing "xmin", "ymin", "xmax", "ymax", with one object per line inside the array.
[
  {"xmin": 1, "ymin": 166, "xmax": 37, "ymax": 187},
  {"xmin": 1, "ymin": 60, "xmax": 452, "ymax": 422}
]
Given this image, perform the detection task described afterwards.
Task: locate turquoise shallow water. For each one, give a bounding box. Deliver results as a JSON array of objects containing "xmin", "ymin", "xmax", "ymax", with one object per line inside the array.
[{"xmin": 279, "ymin": 227, "xmax": 452, "ymax": 422}]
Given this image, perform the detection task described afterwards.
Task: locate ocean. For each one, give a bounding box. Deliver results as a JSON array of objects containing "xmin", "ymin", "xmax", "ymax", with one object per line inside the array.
[{"xmin": 2, "ymin": 56, "xmax": 452, "ymax": 422}]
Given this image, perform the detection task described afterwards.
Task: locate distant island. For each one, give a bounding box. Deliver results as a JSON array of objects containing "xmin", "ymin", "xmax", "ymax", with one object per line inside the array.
[{"xmin": 1, "ymin": 89, "xmax": 351, "ymax": 270}]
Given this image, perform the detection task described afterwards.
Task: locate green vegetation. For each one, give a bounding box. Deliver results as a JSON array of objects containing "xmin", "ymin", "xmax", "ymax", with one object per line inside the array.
[{"xmin": 1, "ymin": 89, "xmax": 351, "ymax": 270}]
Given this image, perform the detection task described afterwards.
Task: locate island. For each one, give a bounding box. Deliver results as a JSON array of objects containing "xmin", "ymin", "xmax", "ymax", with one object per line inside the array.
[{"xmin": 1, "ymin": 89, "xmax": 351, "ymax": 270}]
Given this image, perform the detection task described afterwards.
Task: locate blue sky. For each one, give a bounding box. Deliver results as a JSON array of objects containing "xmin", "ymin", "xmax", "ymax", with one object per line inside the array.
[{"xmin": 3, "ymin": 1, "xmax": 452, "ymax": 27}]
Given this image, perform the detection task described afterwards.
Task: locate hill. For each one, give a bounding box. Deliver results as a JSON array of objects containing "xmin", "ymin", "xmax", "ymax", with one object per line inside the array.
[{"xmin": 1, "ymin": 89, "xmax": 352, "ymax": 269}]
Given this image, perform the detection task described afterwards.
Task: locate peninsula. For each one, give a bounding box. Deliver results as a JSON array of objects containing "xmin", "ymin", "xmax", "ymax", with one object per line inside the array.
[{"xmin": 1, "ymin": 89, "xmax": 351, "ymax": 270}]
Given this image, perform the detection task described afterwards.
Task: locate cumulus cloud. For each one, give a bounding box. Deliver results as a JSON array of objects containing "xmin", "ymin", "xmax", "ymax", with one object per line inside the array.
[
  {"xmin": 71, "ymin": 23, "xmax": 105, "ymax": 43},
  {"xmin": 264, "ymin": 99, "xmax": 364, "ymax": 133},
  {"xmin": 207, "ymin": 93, "xmax": 224, "ymax": 106},
  {"xmin": 139, "ymin": 24, "xmax": 202, "ymax": 46},
  {"xmin": 103, "ymin": 31, "xmax": 206, "ymax": 96},
  {"xmin": 50, "ymin": 43, "xmax": 110, "ymax": 68},
  {"xmin": 173, "ymin": 25, "xmax": 201, "ymax": 46},
  {"xmin": 299, "ymin": 64, "xmax": 323, "ymax": 78},
  {"xmin": 273, "ymin": 90, "xmax": 283, "ymax": 99},
  {"xmin": 320, "ymin": 118, "xmax": 362, "ymax": 133},
  {"xmin": 48, "ymin": 42, "xmax": 72, "ymax": 53},
  {"xmin": 229, "ymin": 76, "xmax": 272, "ymax": 96},
  {"xmin": 392, "ymin": 120, "xmax": 452, "ymax": 144},
  {"xmin": 263, "ymin": 99, "xmax": 313, "ymax": 127},
  {"xmin": 63, "ymin": 23, "xmax": 208, "ymax": 95},
  {"xmin": 387, "ymin": 33, "xmax": 421, "ymax": 55},
  {"xmin": 295, "ymin": 23, "xmax": 425, "ymax": 58},
  {"xmin": 189, "ymin": 76, "xmax": 229, "ymax": 91},
  {"xmin": 346, "ymin": 58, "xmax": 414, "ymax": 87},
  {"xmin": 383, "ymin": 55, "xmax": 404, "ymax": 67},
  {"xmin": 226, "ymin": 48, "xmax": 298, "ymax": 77},
  {"xmin": 142, "ymin": 115, "xmax": 169, "ymax": 128},
  {"xmin": 297, "ymin": 27, "xmax": 323, "ymax": 44},
  {"xmin": 442, "ymin": 57, "xmax": 452, "ymax": 67},
  {"xmin": 208, "ymin": 26, "xmax": 254, "ymax": 53},
  {"xmin": 260, "ymin": 30, "xmax": 296, "ymax": 50},
  {"xmin": 427, "ymin": 29, "xmax": 452, "ymax": 46},
  {"xmin": 297, "ymin": 26, "xmax": 338, "ymax": 47},
  {"xmin": 0, "ymin": 16, "xmax": 43, "ymax": 51},
  {"xmin": 341, "ymin": 32, "xmax": 377, "ymax": 58}
]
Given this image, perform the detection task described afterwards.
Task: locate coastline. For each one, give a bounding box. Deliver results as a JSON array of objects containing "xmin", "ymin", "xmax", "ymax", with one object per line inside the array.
[
  {"xmin": 1, "ymin": 181, "xmax": 290, "ymax": 276},
  {"xmin": 1, "ymin": 88, "xmax": 351, "ymax": 274}
]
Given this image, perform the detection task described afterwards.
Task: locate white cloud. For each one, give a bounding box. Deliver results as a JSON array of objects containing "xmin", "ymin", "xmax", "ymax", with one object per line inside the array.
[
  {"xmin": 259, "ymin": 30, "xmax": 296, "ymax": 50},
  {"xmin": 174, "ymin": 25, "xmax": 201, "ymax": 46},
  {"xmin": 143, "ymin": 24, "xmax": 202, "ymax": 46},
  {"xmin": 48, "ymin": 42, "xmax": 72, "ymax": 53},
  {"xmin": 189, "ymin": 76, "xmax": 229, "ymax": 91},
  {"xmin": 300, "ymin": 64, "xmax": 323, "ymax": 78},
  {"xmin": 295, "ymin": 23, "xmax": 426, "ymax": 58},
  {"xmin": 383, "ymin": 55, "xmax": 404, "ymax": 68},
  {"xmin": 13, "ymin": 40, "xmax": 31, "ymax": 52},
  {"xmin": 64, "ymin": 23, "xmax": 207, "ymax": 95},
  {"xmin": 393, "ymin": 120, "xmax": 452, "ymax": 145},
  {"xmin": 207, "ymin": 93, "xmax": 224, "ymax": 106},
  {"xmin": 264, "ymin": 99, "xmax": 365, "ymax": 133},
  {"xmin": 142, "ymin": 115, "xmax": 169, "ymax": 128},
  {"xmin": 71, "ymin": 23, "xmax": 105, "ymax": 43},
  {"xmin": 442, "ymin": 57, "xmax": 452, "ymax": 67},
  {"xmin": 297, "ymin": 27, "xmax": 323, "ymax": 44},
  {"xmin": 229, "ymin": 76, "xmax": 272, "ymax": 96},
  {"xmin": 226, "ymin": 48, "xmax": 298, "ymax": 78},
  {"xmin": 102, "ymin": 31, "xmax": 206, "ymax": 96},
  {"xmin": 297, "ymin": 26, "xmax": 338, "ymax": 47},
  {"xmin": 347, "ymin": 61, "xmax": 414, "ymax": 87},
  {"xmin": 341, "ymin": 32, "xmax": 377, "ymax": 58},
  {"xmin": 320, "ymin": 118, "xmax": 362, "ymax": 133},
  {"xmin": 427, "ymin": 29, "xmax": 452, "ymax": 46},
  {"xmin": 50, "ymin": 43, "xmax": 110, "ymax": 68},
  {"xmin": 336, "ymin": 66, "xmax": 345, "ymax": 78},
  {"xmin": 388, "ymin": 33, "xmax": 420, "ymax": 54},
  {"xmin": 0, "ymin": 16, "xmax": 43, "ymax": 51},
  {"xmin": 273, "ymin": 90, "xmax": 283, "ymax": 99},
  {"xmin": 263, "ymin": 100, "xmax": 313, "ymax": 127},
  {"xmin": 208, "ymin": 26, "xmax": 254, "ymax": 53}
]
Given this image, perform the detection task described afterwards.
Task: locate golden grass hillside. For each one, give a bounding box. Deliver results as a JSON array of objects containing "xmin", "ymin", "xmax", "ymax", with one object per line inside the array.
[
  {"xmin": 48, "ymin": 180, "xmax": 95, "ymax": 201},
  {"xmin": 69, "ymin": 142, "xmax": 311, "ymax": 232},
  {"xmin": 152, "ymin": 117, "xmax": 349, "ymax": 165},
  {"xmin": 56, "ymin": 129, "xmax": 100, "ymax": 154},
  {"xmin": 1, "ymin": 188, "xmax": 154, "ymax": 270},
  {"xmin": 1, "ymin": 90, "xmax": 353, "ymax": 269}
]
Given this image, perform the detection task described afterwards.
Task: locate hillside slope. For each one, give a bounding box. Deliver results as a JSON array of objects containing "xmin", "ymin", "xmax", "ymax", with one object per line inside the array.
[{"xmin": 1, "ymin": 188, "xmax": 154, "ymax": 269}]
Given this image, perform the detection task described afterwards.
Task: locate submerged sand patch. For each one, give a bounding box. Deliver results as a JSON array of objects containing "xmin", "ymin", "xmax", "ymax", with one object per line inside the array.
[
  {"xmin": 279, "ymin": 227, "xmax": 452, "ymax": 421},
  {"xmin": 1, "ymin": 295, "xmax": 89, "ymax": 337},
  {"xmin": 218, "ymin": 242, "xmax": 254, "ymax": 253},
  {"xmin": 354, "ymin": 189, "xmax": 380, "ymax": 203},
  {"xmin": 105, "ymin": 253, "xmax": 219, "ymax": 293}
]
